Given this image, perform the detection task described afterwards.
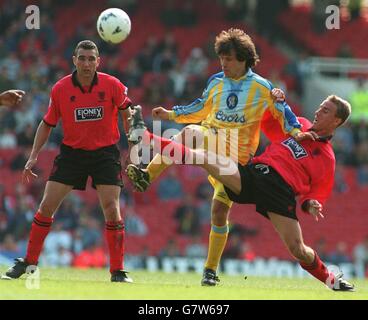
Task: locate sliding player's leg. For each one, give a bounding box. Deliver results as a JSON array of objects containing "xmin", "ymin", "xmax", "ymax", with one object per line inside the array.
[
  {"xmin": 143, "ymin": 124, "xmax": 207, "ymax": 189},
  {"xmin": 268, "ymin": 212, "xmax": 354, "ymax": 291}
]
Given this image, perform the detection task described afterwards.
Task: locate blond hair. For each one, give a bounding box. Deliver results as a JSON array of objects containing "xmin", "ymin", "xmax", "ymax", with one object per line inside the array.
[{"xmin": 327, "ymin": 95, "xmax": 351, "ymax": 126}]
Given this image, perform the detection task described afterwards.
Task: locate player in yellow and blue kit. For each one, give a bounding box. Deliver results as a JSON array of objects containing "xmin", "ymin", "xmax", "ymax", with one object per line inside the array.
[{"xmin": 127, "ymin": 28, "xmax": 311, "ymax": 286}]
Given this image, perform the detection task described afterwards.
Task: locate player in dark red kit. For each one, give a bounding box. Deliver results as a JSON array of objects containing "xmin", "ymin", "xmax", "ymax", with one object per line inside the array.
[
  {"xmin": 2, "ymin": 41, "xmax": 133, "ymax": 283},
  {"xmin": 127, "ymin": 90, "xmax": 354, "ymax": 291}
]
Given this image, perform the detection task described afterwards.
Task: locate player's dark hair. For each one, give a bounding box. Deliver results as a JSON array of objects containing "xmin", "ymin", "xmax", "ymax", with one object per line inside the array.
[
  {"xmin": 327, "ymin": 95, "xmax": 351, "ymax": 126},
  {"xmin": 215, "ymin": 28, "xmax": 260, "ymax": 70},
  {"xmin": 74, "ymin": 40, "xmax": 99, "ymax": 56}
]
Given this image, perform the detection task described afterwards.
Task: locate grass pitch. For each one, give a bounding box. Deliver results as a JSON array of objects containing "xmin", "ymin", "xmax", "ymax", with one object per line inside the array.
[{"xmin": 0, "ymin": 267, "xmax": 367, "ymax": 300}]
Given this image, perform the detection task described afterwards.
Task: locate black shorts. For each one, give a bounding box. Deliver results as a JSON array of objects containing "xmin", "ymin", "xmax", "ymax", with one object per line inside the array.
[
  {"xmin": 49, "ymin": 144, "xmax": 124, "ymax": 190},
  {"xmin": 224, "ymin": 163, "xmax": 297, "ymax": 220}
]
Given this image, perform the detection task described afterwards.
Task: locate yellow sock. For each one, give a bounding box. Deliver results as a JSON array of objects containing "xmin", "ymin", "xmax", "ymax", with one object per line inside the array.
[
  {"xmin": 146, "ymin": 154, "xmax": 172, "ymax": 182},
  {"xmin": 204, "ymin": 224, "xmax": 229, "ymax": 272}
]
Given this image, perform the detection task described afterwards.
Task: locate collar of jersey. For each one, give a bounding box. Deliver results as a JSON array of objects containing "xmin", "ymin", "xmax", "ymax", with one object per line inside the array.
[
  {"xmin": 307, "ymin": 128, "xmax": 333, "ymax": 142},
  {"xmin": 72, "ymin": 70, "xmax": 98, "ymax": 93},
  {"xmin": 227, "ymin": 68, "xmax": 253, "ymax": 82}
]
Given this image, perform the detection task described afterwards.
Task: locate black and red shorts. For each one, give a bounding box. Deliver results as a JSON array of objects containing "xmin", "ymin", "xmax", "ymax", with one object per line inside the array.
[
  {"xmin": 49, "ymin": 143, "xmax": 124, "ymax": 190},
  {"xmin": 224, "ymin": 163, "xmax": 297, "ymax": 220}
]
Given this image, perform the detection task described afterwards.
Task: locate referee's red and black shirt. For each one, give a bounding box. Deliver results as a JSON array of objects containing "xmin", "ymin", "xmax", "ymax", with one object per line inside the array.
[{"xmin": 43, "ymin": 71, "xmax": 132, "ymax": 150}]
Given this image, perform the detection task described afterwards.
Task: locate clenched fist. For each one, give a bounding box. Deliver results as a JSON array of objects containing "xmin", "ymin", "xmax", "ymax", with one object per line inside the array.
[
  {"xmin": 152, "ymin": 106, "xmax": 171, "ymax": 120},
  {"xmin": 271, "ymin": 88, "xmax": 285, "ymax": 102},
  {"xmin": 0, "ymin": 90, "xmax": 25, "ymax": 107}
]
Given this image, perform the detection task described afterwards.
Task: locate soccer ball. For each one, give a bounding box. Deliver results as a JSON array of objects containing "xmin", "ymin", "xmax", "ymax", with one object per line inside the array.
[{"xmin": 97, "ymin": 8, "xmax": 131, "ymax": 44}]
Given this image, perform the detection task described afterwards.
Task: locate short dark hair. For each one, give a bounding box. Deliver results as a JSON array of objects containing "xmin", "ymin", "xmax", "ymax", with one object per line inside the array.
[
  {"xmin": 73, "ymin": 40, "xmax": 99, "ymax": 56},
  {"xmin": 327, "ymin": 95, "xmax": 351, "ymax": 126},
  {"xmin": 214, "ymin": 28, "xmax": 260, "ymax": 69}
]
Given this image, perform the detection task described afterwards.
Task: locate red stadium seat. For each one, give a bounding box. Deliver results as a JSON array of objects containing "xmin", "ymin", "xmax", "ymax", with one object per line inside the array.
[{"xmin": 279, "ymin": 7, "xmax": 368, "ymax": 58}]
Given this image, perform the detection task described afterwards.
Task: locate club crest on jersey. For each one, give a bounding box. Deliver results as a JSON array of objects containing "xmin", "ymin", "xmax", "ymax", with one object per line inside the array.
[
  {"xmin": 98, "ymin": 91, "xmax": 106, "ymax": 102},
  {"xmin": 281, "ymin": 137, "xmax": 308, "ymax": 159},
  {"xmin": 226, "ymin": 93, "xmax": 238, "ymax": 109},
  {"xmin": 75, "ymin": 106, "xmax": 104, "ymax": 122}
]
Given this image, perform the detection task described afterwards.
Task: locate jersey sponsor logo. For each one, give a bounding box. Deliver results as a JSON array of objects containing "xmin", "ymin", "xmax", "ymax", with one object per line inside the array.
[
  {"xmin": 226, "ymin": 93, "xmax": 238, "ymax": 109},
  {"xmin": 75, "ymin": 106, "xmax": 104, "ymax": 122},
  {"xmin": 281, "ymin": 137, "xmax": 308, "ymax": 159},
  {"xmin": 215, "ymin": 110, "xmax": 246, "ymax": 123}
]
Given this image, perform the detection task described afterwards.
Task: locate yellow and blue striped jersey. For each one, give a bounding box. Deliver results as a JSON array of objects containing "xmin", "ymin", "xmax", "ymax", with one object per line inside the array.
[{"xmin": 170, "ymin": 69, "xmax": 301, "ymax": 165}]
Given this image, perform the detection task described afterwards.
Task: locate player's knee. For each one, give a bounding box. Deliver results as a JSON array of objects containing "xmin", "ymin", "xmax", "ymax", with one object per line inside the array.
[
  {"xmin": 102, "ymin": 201, "xmax": 120, "ymax": 220},
  {"xmin": 288, "ymin": 240, "xmax": 308, "ymax": 260},
  {"xmin": 38, "ymin": 202, "xmax": 56, "ymax": 217}
]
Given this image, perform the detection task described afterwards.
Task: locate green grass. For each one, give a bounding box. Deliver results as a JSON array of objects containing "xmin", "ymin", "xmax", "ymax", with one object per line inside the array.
[{"xmin": 0, "ymin": 267, "xmax": 367, "ymax": 300}]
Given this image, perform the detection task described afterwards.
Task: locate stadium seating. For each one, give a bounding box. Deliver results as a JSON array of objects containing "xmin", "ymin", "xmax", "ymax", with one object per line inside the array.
[
  {"xmin": 278, "ymin": 5, "xmax": 368, "ymax": 59},
  {"xmin": 49, "ymin": 0, "xmax": 291, "ymax": 86}
]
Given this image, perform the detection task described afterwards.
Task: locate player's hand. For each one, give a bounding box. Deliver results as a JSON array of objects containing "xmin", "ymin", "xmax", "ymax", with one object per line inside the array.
[
  {"xmin": 307, "ymin": 200, "xmax": 324, "ymax": 221},
  {"xmin": 0, "ymin": 90, "xmax": 25, "ymax": 107},
  {"xmin": 22, "ymin": 158, "xmax": 38, "ymax": 184},
  {"xmin": 152, "ymin": 106, "xmax": 170, "ymax": 120},
  {"xmin": 271, "ymin": 88, "xmax": 285, "ymax": 102},
  {"xmin": 293, "ymin": 131, "xmax": 319, "ymax": 142}
]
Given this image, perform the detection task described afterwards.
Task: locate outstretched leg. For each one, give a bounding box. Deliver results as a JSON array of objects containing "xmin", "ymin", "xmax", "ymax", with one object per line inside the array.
[
  {"xmin": 268, "ymin": 212, "xmax": 354, "ymax": 291},
  {"xmin": 146, "ymin": 124, "xmax": 206, "ymax": 183},
  {"xmin": 128, "ymin": 128, "xmax": 242, "ymax": 195}
]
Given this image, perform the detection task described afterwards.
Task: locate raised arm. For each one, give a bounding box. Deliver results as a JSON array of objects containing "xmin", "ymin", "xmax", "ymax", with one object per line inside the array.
[
  {"xmin": 262, "ymin": 88, "xmax": 319, "ymax": 142},
  {"xmin": 152, "ymin": 73, "xmax": 222, "ymax": 124}
]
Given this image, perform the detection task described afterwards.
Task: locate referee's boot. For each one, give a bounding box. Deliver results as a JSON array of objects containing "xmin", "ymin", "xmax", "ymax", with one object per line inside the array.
[
  {"xmin": 201, "ymin": 268, "xmax": 220, "ymax": 286},
  {"xmin": 1, "ymin": 258, "xmax": 36, "ymax": 279},
  {"xmin": 127, "ymin": 105, "xmax": 146, "ymax": 145},
  {"xmin": 111, "ymin": 270, "xmax": 133, "ymax": 283},
  {"xmin": 126, "ymin": 164, "xmax": 151, "ymax": 192},
  {"xmin": 331, "ymin": 271, "xmax": 355, "ymax": 292}
]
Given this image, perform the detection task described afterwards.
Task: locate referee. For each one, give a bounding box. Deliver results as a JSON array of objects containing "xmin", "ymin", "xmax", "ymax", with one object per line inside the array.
[{"xmin": 4, "ymin": 40, "xmax": 133, "ymax": 282}]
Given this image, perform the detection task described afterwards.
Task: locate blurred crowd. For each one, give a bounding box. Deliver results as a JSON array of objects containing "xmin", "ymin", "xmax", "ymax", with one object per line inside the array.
[
  {"xmin": 332, "ymin": 79, "xmax": 368, "ymax": 190},
  {"xmin": 0, "ymin": 0, "xmax": 368, "ymax": 277}
]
